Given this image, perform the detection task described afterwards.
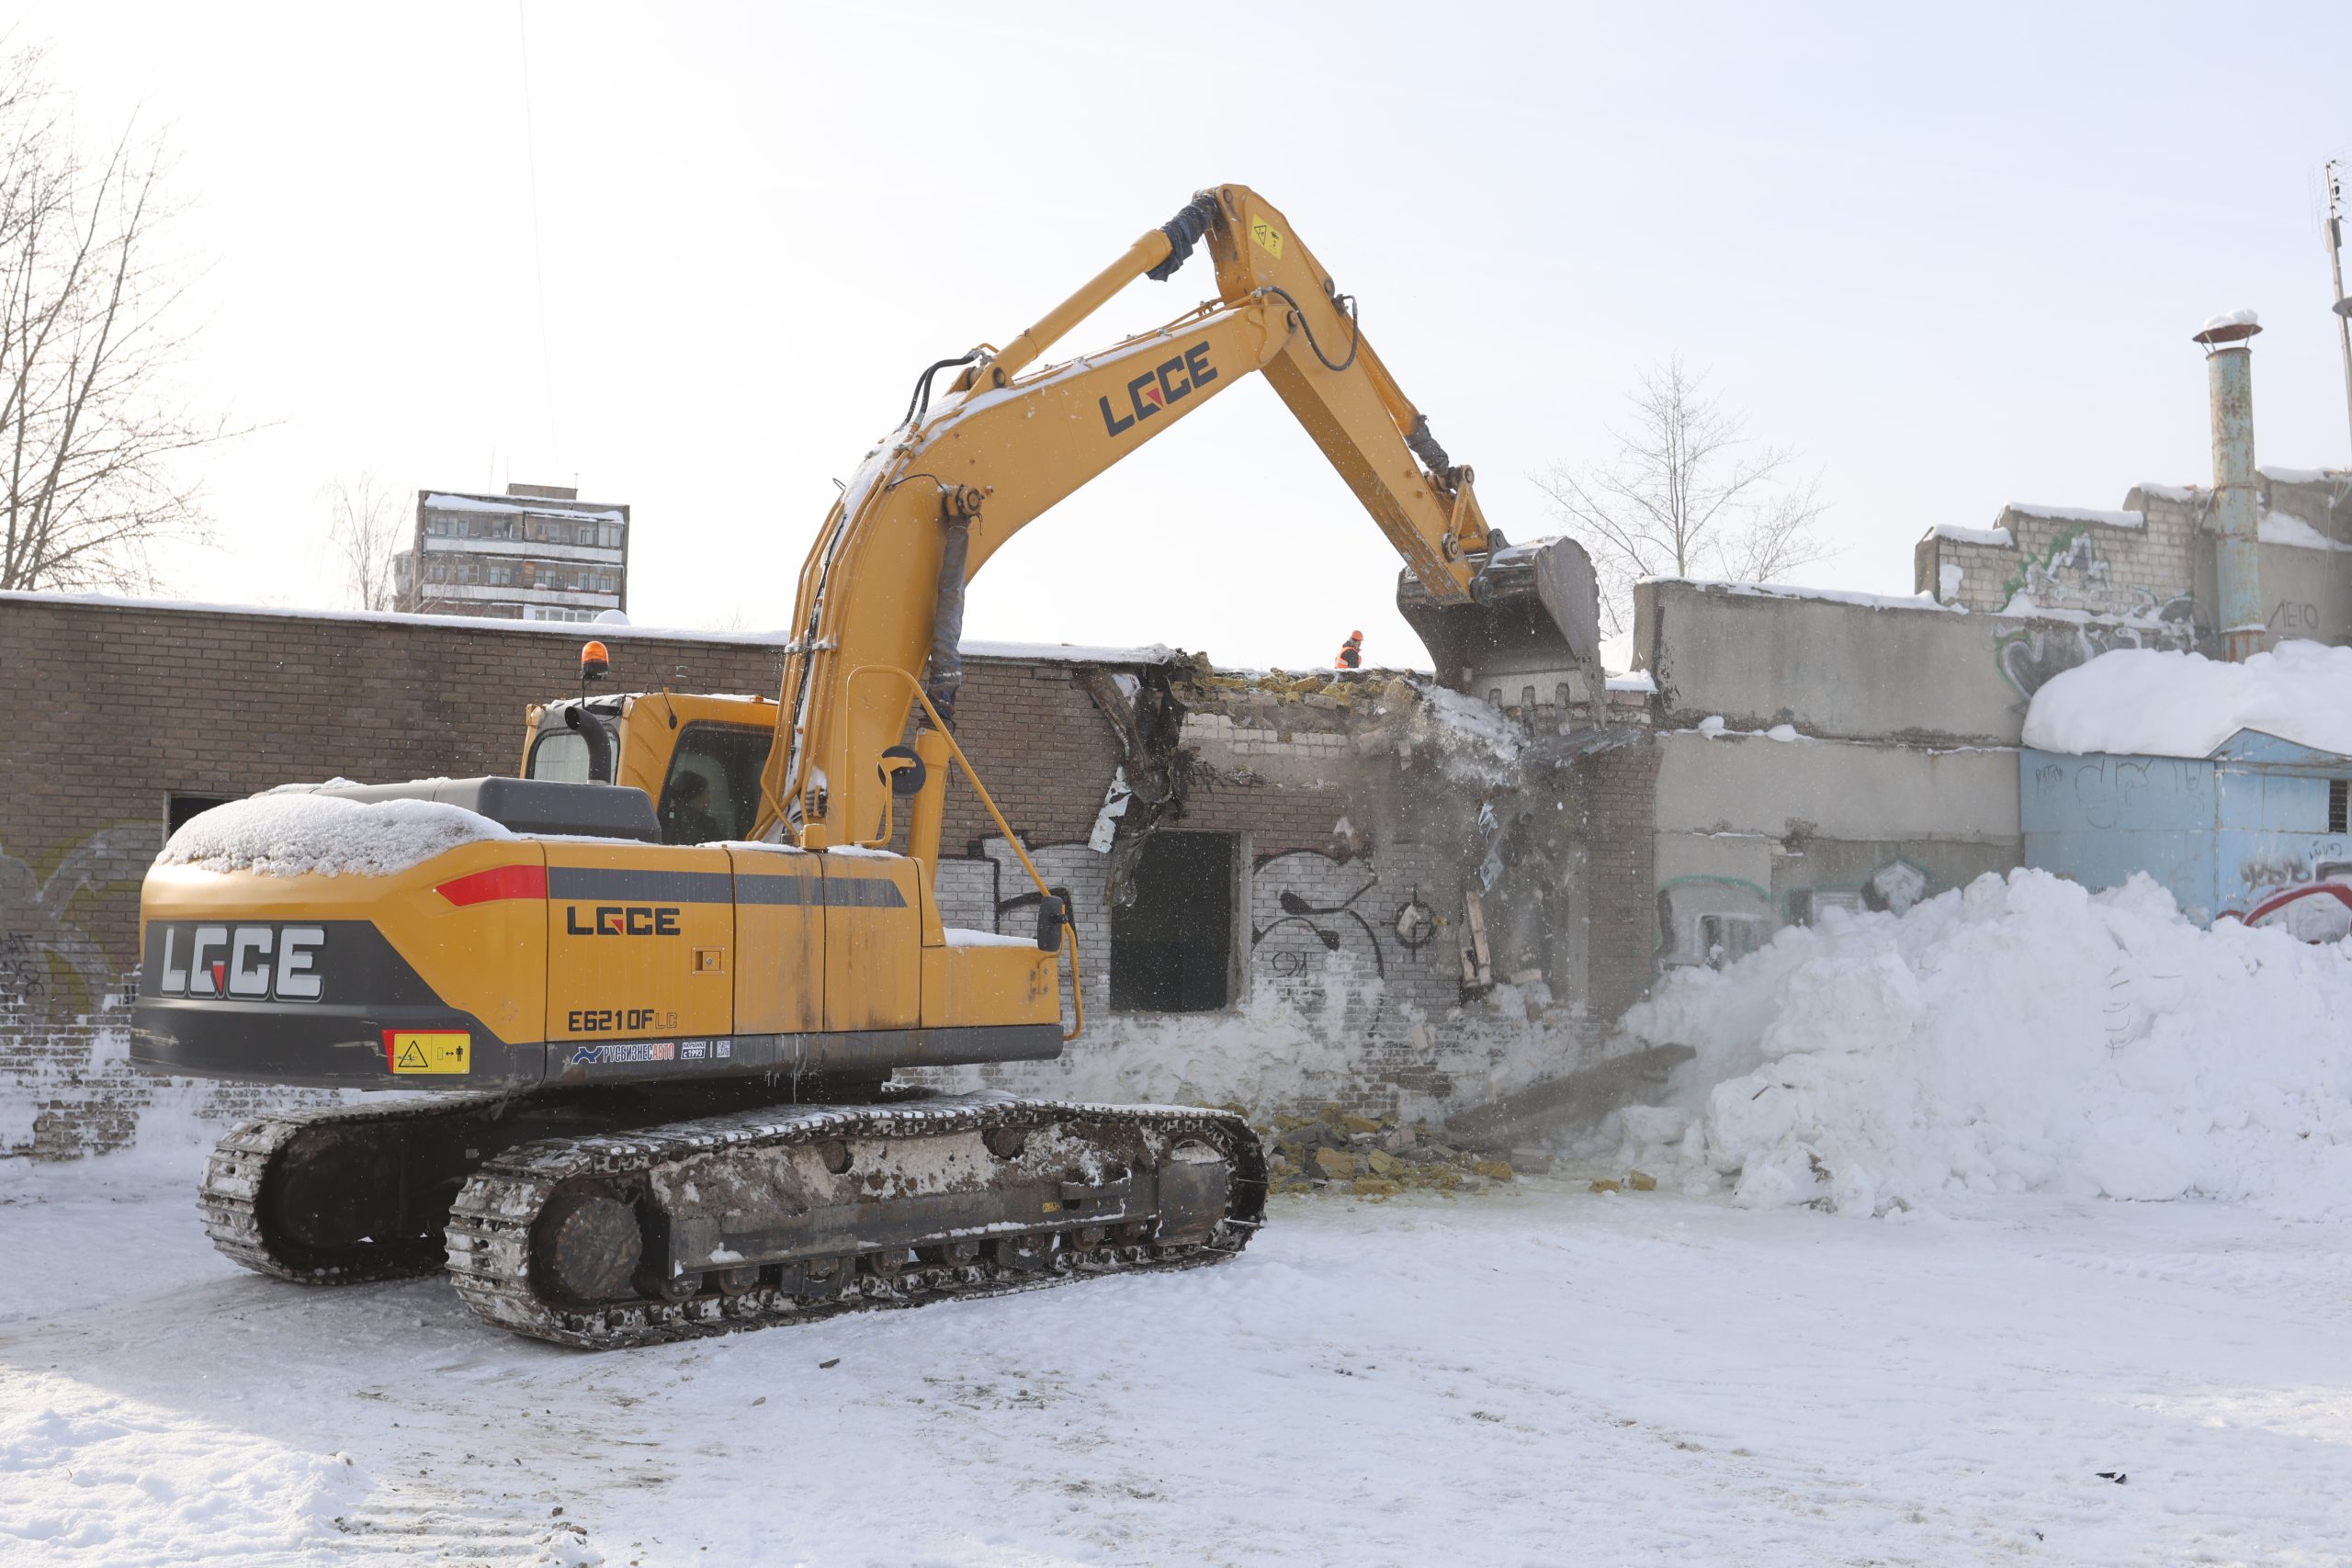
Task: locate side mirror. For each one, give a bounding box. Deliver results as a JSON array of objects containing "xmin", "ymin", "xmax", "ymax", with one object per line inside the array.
[{"xmin": 1035, "ymin": 895, "xmax": 1067, "ymax": 954}]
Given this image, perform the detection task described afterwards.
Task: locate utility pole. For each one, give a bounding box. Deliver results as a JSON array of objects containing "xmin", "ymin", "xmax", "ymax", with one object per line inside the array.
[{"xmin": 2328, "ymin": 160, "xmax": 2352, "ymax": 464}]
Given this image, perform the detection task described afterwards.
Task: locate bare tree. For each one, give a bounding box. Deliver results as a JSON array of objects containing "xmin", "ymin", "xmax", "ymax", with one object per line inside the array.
[
  {"xmin": 323, "ymin": 474, "xmax": 412, "ymax": 612},
  {"xmin": 0, "ymin": 47, "xmax": 243, "ymax": 592},
  {"xmin": 1534, "ymin": 356, "xmax": 1832, "ymax": 636}
]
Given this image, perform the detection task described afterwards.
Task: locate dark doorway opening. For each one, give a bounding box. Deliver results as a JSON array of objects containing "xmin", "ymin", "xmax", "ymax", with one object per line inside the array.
[{"xmin": 1110, "ymin": 832, "xmax": 1237, "ymax": 1013}]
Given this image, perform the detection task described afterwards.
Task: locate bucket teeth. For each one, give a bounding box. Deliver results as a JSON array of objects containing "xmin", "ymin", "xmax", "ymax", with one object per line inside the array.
[{"xmin": 1397, "ymin": 536, "xmax": 1605, "ymax": 700}]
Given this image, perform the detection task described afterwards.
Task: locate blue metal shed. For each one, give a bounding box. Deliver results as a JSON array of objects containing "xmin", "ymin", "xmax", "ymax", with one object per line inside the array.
[{"xmin": 2021, "ymin": 729, "xmax": 2352, "ymax": 936}]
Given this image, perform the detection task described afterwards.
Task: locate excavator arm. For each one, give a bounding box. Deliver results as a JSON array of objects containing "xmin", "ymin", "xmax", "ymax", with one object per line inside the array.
[{"xmin": 754, "ymin": 184, "xmax": 1588, "ymax": 849}]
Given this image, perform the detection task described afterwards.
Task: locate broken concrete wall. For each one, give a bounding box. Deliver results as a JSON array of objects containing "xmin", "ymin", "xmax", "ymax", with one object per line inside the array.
[
  {"xmin": 1635, "ymin": 580, "xmax": 2021, "ymax": 744},
  {"xmin": 1633, "ymin": 580, "xmax": 2025, "ymax": 973},
  {"xmin": 934, "ymin": 662, "xmax": 1659, "ymax": 1125}
]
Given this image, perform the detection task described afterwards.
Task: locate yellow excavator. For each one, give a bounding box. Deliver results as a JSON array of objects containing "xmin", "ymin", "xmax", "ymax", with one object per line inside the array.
[{"xmin": 131, "ymin": 186, "xmax": 1597, "ymax": 1348}]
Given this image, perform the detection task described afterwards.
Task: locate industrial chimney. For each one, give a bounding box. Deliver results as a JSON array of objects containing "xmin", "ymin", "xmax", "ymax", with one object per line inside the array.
[{"xmin": 2193, "ymin": 309, "xmax": 2264, "ymax": 661}]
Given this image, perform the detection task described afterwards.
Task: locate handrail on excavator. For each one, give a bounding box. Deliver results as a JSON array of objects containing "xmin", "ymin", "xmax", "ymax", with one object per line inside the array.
[{"xmin": 846, "ymin": 663, "xmax": 1084, "ymax": 1042}]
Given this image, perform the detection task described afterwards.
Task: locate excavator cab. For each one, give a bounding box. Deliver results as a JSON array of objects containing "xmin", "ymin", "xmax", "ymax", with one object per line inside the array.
[{"xmin": 522, "ymin": 692, "xmax": 778, "ymax": 846}]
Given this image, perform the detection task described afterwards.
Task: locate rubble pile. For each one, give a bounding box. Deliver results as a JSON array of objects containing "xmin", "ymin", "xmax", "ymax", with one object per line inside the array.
[{"xmin": 1258, "ymin": 1103, "xmax": 1522, "ymax": 1198}]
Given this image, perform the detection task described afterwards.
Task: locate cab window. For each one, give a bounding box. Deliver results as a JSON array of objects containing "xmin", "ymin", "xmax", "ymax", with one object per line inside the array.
[{"xmin": 658, "ymin": 724, "xmax": 769, "ymax": 844}]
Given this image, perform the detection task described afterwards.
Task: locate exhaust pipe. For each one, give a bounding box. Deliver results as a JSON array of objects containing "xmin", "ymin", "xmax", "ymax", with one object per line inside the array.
[{"xmin": 2193, "ymin": 310, "xmax": 2264, "ymax": 662}]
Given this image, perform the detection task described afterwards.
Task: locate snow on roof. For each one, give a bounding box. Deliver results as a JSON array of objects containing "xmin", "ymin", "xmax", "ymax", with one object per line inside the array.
[
  {"xmin": 959, "ymin": 639, "xmax": 1181, "ymax": 665},
  {"xmin": 1650, "ymin": 578, "xmax": 1965, "ymax": 615},
  {"xmin": 2022, "ymin": 640, "xmax": 2352, "ymax": 760},
  {"xmin": 2200, "ymin": 308, "xmax": 2260, "ymax": 333},
  {"xmin": 2258, "ymin": 465, "xmax": 2351, "ymax": 487},
  {"xmin": 0, "ymin": 588, "xmax": 793, "ymax": 643},
  {"xmin": 159, "ymin": 793, "xmax": 513, "ymax": 878},
  {"xmin": 1925, "ymin": 525, "xmax": 2015, "ymax": 548},
  {"xmin": 2132, "ymin": 482, "xmax": 2199, "ymax": 503},
  {"xmin": 421, "ymin": 491, "xmax": 628, "ymax": 524},
  {"xmin": 2257, "ymin": 511, "xmax": 2351, "ymax": 552},
  {"xmin": 2003, "ymin": 502, "xmax": 2145, "ymax": 529},
  {"xmin": 1, "ymin": 590, "xmax": 1185, "ymax": 663}
]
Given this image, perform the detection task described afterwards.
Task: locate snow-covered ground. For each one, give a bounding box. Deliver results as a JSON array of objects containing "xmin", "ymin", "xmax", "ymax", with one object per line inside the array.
[{"xmin": 4, "ymin": 1150, "xmax": 2349, "ymax": 1566}]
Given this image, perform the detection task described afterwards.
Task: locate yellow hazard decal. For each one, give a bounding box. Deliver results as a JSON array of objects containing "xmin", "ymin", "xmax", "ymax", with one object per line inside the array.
[
  {"xmin": 385, "ymin": 1030, "xmax": 470, "ymax": 1075},
  {"xmin": 1250, "ymin": 219, "xmax": 1283, "ymax": 260}
]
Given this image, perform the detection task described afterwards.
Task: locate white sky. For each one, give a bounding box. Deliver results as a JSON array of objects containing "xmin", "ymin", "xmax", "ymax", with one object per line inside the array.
[{"xmin": 18, "ymin": 0, "xmax": 2352, "ymax": 671}]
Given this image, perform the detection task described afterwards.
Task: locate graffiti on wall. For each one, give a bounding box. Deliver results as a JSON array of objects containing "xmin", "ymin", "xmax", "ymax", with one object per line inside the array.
[
  {"xmin": 1250, "ymin": 850, "xmax": 1387, "ymax": 1032},
  {"xmin": 1994, "ymin": 531, "xmax": 2201, "ymax": 697},
  {"xmin": 2270, "ymin": 600, "xmax": 2323, "ymax": 637},
  {"xmin": 2220, "ymin": 843, "xmax": 2352, "ymax": 942},
  {"xmin": 933, "ymin": 835, "xmax": 1421, "ymax": 1027},
  {"xmin": 1659, "ymin": 859, "xmax": 1939, "ymax": 967},
  {"xmin": 0, "ymin": 825, "xmax": 157, "ymax": 1016},
  {"xmin": 2030, "ymin": 754, "xmax": 2206, "ymax": 831},
  {"xmin": 1657, "ymin": 877, "xmax": 1771, "ymax": 969},
  {"xmin": 1251, "ymin": 850, "xmax": 1385, "ymax": 976}
]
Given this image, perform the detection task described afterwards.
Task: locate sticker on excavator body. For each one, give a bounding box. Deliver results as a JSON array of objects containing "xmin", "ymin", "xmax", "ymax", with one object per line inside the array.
[
  {"xmin": 384, "ymin": 1030, "xmax": 469, "ymax": 1075},
  {"xmin": 1250, "ymin": 219, "xmax": 1283, "ymax": 259}
]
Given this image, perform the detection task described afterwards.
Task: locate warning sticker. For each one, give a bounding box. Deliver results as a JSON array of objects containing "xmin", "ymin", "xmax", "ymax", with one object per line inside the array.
[
  {"xmin": 1250, "ymin": 219, "xmax": 1283, "ymax": 260},
  {"xmin": 384, "ymin": 1030, "xmax": 469, "ymax": 1075}
]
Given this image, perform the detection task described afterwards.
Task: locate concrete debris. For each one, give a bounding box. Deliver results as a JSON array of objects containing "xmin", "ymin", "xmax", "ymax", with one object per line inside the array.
[
  {"xmin": 1261, "ymin": 1104, "xmax": 1517, "ymax": 1199},
  {"xmin": 1626, "ymin": 1169, "xmax": 1658, "ymax": 1191}
]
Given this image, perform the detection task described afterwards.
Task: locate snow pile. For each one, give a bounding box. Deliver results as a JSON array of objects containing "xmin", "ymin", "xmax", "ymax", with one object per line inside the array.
[
  {"xmin": 0, "ymin": 1377, "xmax": 367, "ymax": 1562},
  {"xmin": 1610, "ymin": 869, "xmax": 2352, "ymax": 1219},
  {"xmin": 944, "ymin": 960, "xmax": 1564, "ymax": 1125},
  {"xmin": 157, "ymin": 793, "xmax": 511, "ymax": 878},
  {"xmin": 2022, "ymin": 638, "xmax": 2352, "ymax": 759}
]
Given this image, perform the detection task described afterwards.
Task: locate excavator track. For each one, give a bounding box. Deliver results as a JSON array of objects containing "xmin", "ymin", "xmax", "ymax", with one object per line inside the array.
[
  {"xmin": 445, "ymin": 1093, "xmax": 1266, "ymax": 1349},
  {"xmin": 199, "ymin": 1092, "xmax": 522, "ymax": 1284},
  {"xmin": 198, "ymin": 1086, "xmax": 767, "ymax": 1287}
]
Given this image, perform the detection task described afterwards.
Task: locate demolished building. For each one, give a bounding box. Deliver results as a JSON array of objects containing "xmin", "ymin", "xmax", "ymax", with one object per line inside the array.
[{"xmin": 6, "ymin": 318, "xmax": 2349, "ymax": 1158}]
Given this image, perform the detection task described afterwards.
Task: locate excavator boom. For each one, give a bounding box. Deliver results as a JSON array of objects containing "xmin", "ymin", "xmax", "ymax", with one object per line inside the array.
[{"xmin": 758, "ymin": 185, "xmax": 1597, "ymax": 847}]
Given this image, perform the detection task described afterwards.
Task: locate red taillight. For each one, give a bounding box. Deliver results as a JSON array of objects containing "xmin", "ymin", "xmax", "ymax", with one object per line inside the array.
[{"xmin": 435, "ymin": 863, "xmax": 547, "ymax": 907}]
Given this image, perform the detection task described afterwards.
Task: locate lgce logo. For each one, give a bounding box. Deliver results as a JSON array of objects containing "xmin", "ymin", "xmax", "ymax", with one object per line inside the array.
[
  {"xmin": 1098, "ymin": 341, "xmax": 1217, "ymax": 437},
  {"xmin": 154, "ymin": 924, "xmax": 324, "ymax": 1001},
  {"xmin": 565, "ymin": 905, "xmax": 683, "ymax": 937}
]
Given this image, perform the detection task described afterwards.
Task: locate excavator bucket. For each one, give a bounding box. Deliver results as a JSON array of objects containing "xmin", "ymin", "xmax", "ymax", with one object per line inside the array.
[{"xmin": 1396, "ymin": 536, "xmax": 1607, "ymax": 708}]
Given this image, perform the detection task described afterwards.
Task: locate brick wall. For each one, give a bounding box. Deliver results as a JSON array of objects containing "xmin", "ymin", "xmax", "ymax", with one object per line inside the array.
[
  {"xmin": 0, "ymin": 594, "xmax": 793, "ymax": 1010},
  {"xmin": 0, "ymin": 594, "xmax": 811, "ymax": 1156},
  {"xmin": 6, "ymin": 596, "xmax": 1631, "ymax": 1156},
  {"xmin": 1916, "ymin": 502, "xmax": 2198, "ymax": 620}
]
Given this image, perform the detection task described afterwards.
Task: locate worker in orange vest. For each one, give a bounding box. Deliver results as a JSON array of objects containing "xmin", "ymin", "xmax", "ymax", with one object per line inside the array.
[{"xmin": 1335, "ymin": 630, "xmax": 1363, "ymax": 670}]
